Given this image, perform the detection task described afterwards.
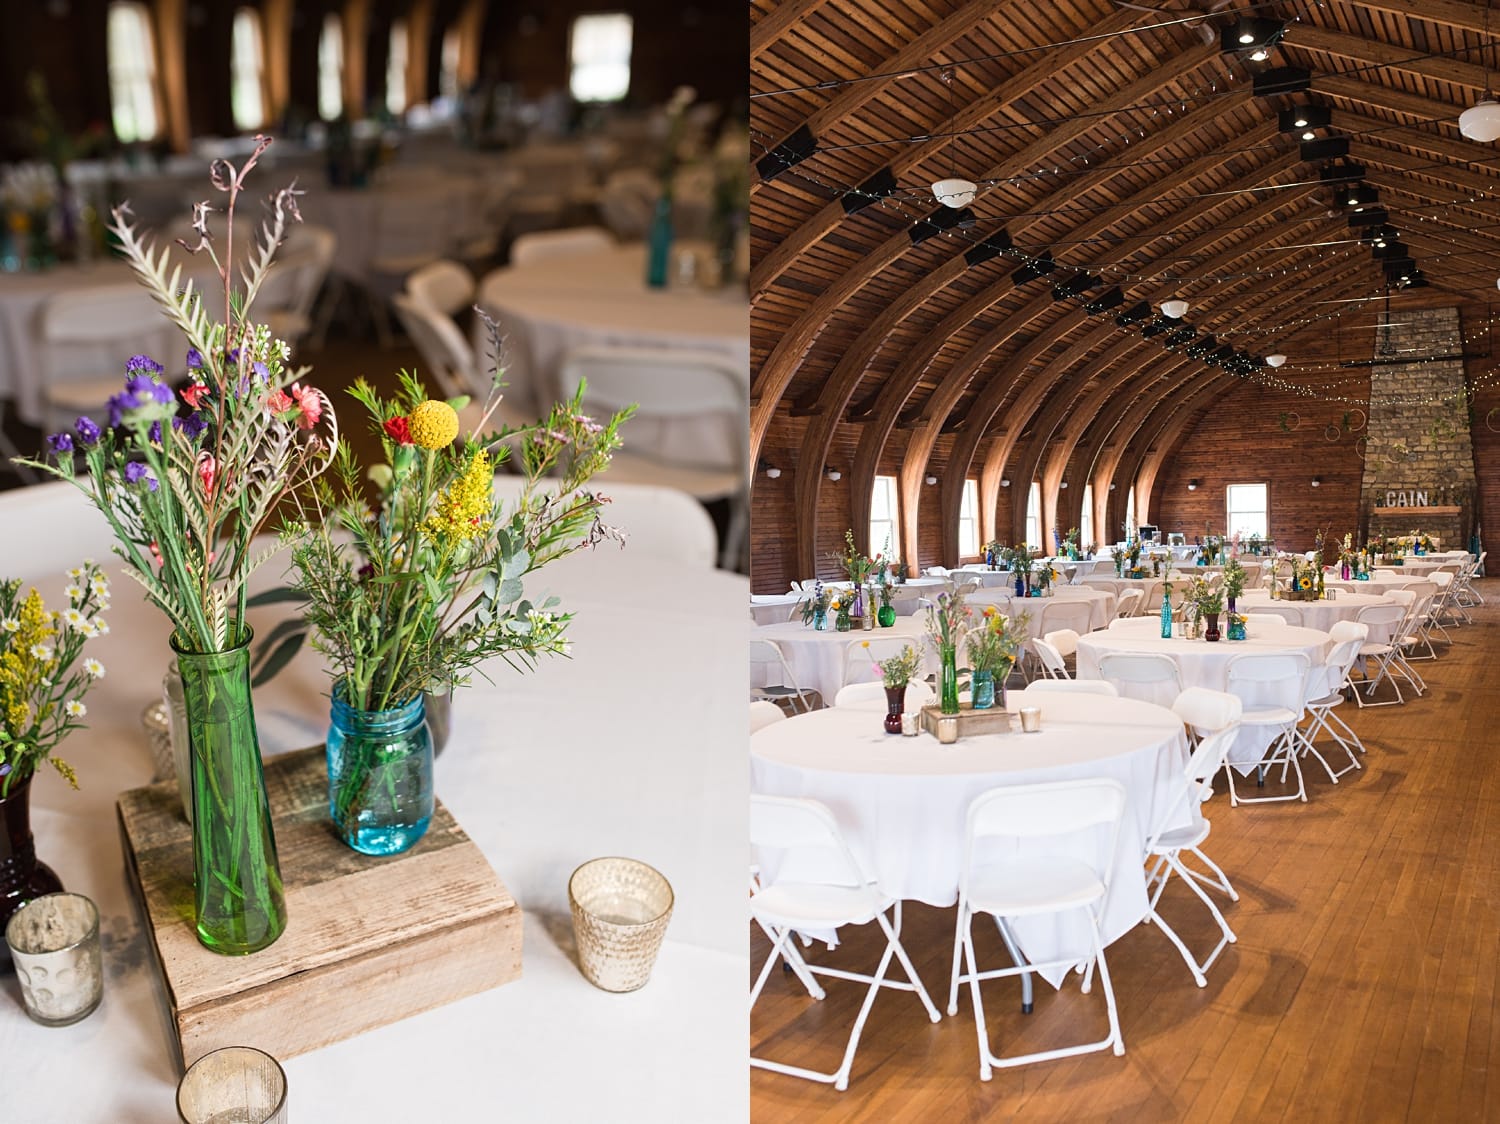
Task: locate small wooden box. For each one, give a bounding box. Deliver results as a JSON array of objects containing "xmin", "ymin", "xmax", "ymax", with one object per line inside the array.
[
  {"xmin": 117, "ymin": 746, "xmax": 522, "ymax": 1071},
  {"xmin": 920, "ymin": 703, "xmax": 1015, "ymax": 741}
]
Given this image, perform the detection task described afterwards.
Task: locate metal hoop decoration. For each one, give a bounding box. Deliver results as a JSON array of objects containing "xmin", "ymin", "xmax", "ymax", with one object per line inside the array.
[
  {"xmin": 1346, "ymin": 407, "xmax": 1365, "ymax": 432},
  {"xmin": 1284, "ymin": 410, "xmax": 1300, "ymax": 431},
  {"xmin": 1324, "ymin": 423, "xmax": 1341, "ymax": 442},
  {"xmin": 1488, "ymin": 406, "xmax": 1500, "ymax": 434},
  {"xmin": 1353, "ymin": 435, "xmax": 1369, "ymax": 458}
]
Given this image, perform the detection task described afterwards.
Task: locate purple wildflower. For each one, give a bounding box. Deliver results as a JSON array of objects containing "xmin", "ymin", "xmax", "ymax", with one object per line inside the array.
[
  {"xmin": 47, "ymin": 432, "xmax": 73, "ymax": 454},
  {"xmin": 186, "ymin": 347, "xmax": 203, "ymax": 370},
  {"xmin": 253, "ymin": 360, "xmax": 269, "ymax": 382},
  {"xmin": 123, "ymin": 461, "xmax": 158, "ymax": 491},
  {"xmin": 125, "ymin": 354, "xmax": 164, "ymax": 375},
  {"xmin": 148, "ymin": 420, "xmax": 162, "ymax": 443},
  {"xmin": 74, "ymin": 416, "xmax": 101, "ymax": 445},
  {"xmin": 174, "ymin": 413, "xmax": 208, "ymax": 440}
]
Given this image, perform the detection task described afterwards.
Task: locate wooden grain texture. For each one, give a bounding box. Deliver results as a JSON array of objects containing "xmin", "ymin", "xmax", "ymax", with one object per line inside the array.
[
  {"xmin": 118, "ymin": 746, "xmax": 522, "ymax": 1069},
  {"xmin": 751, "ymin": 578, "xmax": 1500, "ymax": 1120}
]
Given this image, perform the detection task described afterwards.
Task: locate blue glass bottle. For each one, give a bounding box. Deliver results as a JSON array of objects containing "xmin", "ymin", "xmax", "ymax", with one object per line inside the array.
[
  {"xmin": 327, "ymin": 685, "xmax": 434, "ymax": 856},
  {"xmin": 1014, "ymin": 574, "xmax": 1025, "ymax": 597},
  {"xmin": 646, "ymin": 195, "xmax": 674, "ymax": 289},
  {"xmin": 1160, "ymin": 588, "xmax": 1173, "ymax": 639}
]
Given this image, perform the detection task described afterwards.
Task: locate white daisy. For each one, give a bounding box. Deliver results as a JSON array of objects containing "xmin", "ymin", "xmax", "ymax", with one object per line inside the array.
[
  {"xmin": 67, "ymin": 567, "xmax": 83, "ymax": 579},
  {"xmin": 29, "ymin": 644, "xmax": 53, "ymax": 660},
  {"xmin": 92, "ymin": 618, "xmax": 110, "ymax": 636},
  {"xmin": 1, "ymin": 618, "xmax": 17, "ymax": 633},
  {"xmin": 64, "ymin": 584, "xmax": 82, "ymax": 600},
  {"xmin": 91, "ymin": 578, "xmax": 109, "ymax": 595},
  {"xmin": 64, "ymin": 700, "xmax": 86, "ymax": 718},
  {"xmin": 83, "ymin": 659, "xmax": 105, "ymax": 679},
  {"xmin": 62, "ymin": 608, "xmax": 86, "ymax": 629},
  {"xmin": 78, "ymin": 621, "xmax": 98, "ymax": 639}
]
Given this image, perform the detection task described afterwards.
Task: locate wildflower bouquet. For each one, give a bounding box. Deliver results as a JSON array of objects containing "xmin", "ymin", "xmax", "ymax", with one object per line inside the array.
[
  {"xmin": 925, "ymin": 588, "xmax": 971, "ymax": 654},
  {"xmin": 832, "ymin": 529, "xmax": 876, "ymax": 587},
  {"xmin": 966, "ymin": 606, "xmax": 1028, "ymax": 674},
  {"xmin": 0, "ymin": 565, "xmax": 109, "ymax": 797},
  {"xmin": 866, "ymin": 642, "xmax": 924, "ymax": 689},
  {"xmin": 1222, "ymin": 558, "xmax": 1246, "ymax": 602},
  {"xmin": 282, "ymin": 374, "xmax": 630, "ymax": 715},
  {"xmin": 1063, "ymin": 527, "xmax": 1081, "ymax": 560},
  {"xmin": 797, "ymin": 580, "xmax": 830, "ymax": 626},
  {"xmin": 1186, "ymin": 576, "xmax": 1224, "ymax": 618}
]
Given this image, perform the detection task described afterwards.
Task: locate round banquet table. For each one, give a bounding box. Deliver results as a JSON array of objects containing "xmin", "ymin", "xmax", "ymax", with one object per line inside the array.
[
  {"xmin": 967, "ymin": 585, "xmax": 1117, "ymax": 631},
  {"xmin": 1323, "ymin": 569, "xmax": 1442, "ymax": 593},
  {"xmin": 1235, "ymin": 588, "xmax": 1396, "ymax": 630},
  {"xmin": 473, "ymin": 243, "xmax": 749, "ymax": 419},
  {"xmin": 755, "ymin": 616, "xmax": 931, "ymax": 702},
  {"xmin": 750, "ymin": 693, "xmax": 1194, "ymax": 984},
  {"xmin": 3, "ymin": 541, "xmax": 748, "ymax": 1121},
  {"xmin": 1077, "ymin": 616, "xmax": 1331, "ymax": 773},
  {"xmin": 1374, "ymin": 558, "xmax": 1447, "ymax": 575}
]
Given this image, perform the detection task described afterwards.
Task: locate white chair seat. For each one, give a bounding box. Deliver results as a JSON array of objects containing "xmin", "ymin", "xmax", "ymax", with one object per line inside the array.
[
  {"xmin": 752, "ymin": 882, "xmax": 887, "ymax": 930},
  {"xmin": 1149, "ymin": 819, "xmax": 1211, "ymax": 854},
  {"xmin": 967, "ymin": 858, "xmax": 1104, "ymax": 916},
  {"xmin": 1239, "ymin": 705, "xmax": 1297, "ymax": 725}
]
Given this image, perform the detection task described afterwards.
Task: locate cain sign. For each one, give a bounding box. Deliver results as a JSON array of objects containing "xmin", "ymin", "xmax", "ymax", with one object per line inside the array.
[{"xmin": 1383, "ymin": 489, "xmax": 1429, "ymax": 507}]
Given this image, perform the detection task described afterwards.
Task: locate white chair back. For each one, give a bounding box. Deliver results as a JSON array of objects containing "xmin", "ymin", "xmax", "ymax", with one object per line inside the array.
[
  {"xmin": 1171, "ymin": 686, "xmax": 1243, "ymax": 733},
  {"xmin": 1355, "ymin": 604, "xmax": 1404, "ymax": 646},
  {"xmin": 843, "ymin": 636, "xmax": 912, "ymax": 687},
  {"xmin": 750, "ymin": 795, "xmax": 866, "ymax": 889},
  {"xmin": 1256, "ymin": 603, "xmax": 1303, "ymax": 626},
  {"xmin": 492, "ymin": 477, "xmax": 717, "ymax": 568},
  {"xmin": 38, "ymin": 283, "xmax": 182, "ymax": 423},
  {"xmin": 406, "ymin": 259, "xmax": 475, "ymax": 316},
  {"xmin": 0, "ymin": 480, "xmax": 117, "ymax": 582},
  {"xmin": 1030, "ymin": 637, "xmax": 1069, "ymax": 679},
  {"xmin": 960, "ymin": 779, "xmax": 1127, "ymax": 898},
  {"xmin": 1114, "ymin": 588, "xmax": 1144, "ymax": 617},
  {"xmin": 1019, "ymin": 679, "xmax": 1118, "ymax": 696},
  {"xmin": 510, "ymin": 225, "xmax": 614, "ymax": 267},
  {"xmin": 391, "ymin": 293, "xmax": 480, "ymax": 403},
  {"xmin": 1043, "ymin": 628, "xmax": 1080, "ymax": 658},
  {"xmin": 749, "ymin": 700, "xmax": 786, "ymax": 733},
  {"xmin": 833, "ymin": 681, "xmax": 934, "ymax": 710},
  {"xmin": 1036, "ymin": 598, "xmax": 1094, "ymax": 637},
  {"xmin": 1225, "ymin": 652, "xmax": 1310, "ymax": 719},
  {"xmin": 1097, "ymin": 652, "xmax": 1182, "ymax": 707}
]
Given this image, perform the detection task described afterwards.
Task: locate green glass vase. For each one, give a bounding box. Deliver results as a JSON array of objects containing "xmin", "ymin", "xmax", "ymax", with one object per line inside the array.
[
  {"xmin": 939, "ymin": 643, "xmax": 960, "ymax": 715},
  {"xmin": 172, "ymin": 630, "xmax": 286, "ymax": 956}
]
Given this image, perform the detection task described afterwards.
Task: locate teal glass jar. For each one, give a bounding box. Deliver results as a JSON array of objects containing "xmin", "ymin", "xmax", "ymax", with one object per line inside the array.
[
  {"xmin": 327, "ymin": 686, "xmax": 434, "ymax": 856},
  {"xmin": 971, "ymin": 668, "xmax": 996, "ymax": 709},
  {"xmin": 646, "ymin": 195, "xmax": 674, "ymax": 289}
]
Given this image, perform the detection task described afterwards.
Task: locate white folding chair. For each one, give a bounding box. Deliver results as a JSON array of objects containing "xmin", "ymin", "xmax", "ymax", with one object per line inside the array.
[
  {"xmin": 842, "ymin": 636, "xmax": 911, "ymax": 688},
  {"xmin": 1255, "ymin": 603, "xmax": 1303, "ymax": 626},
  {"xmin": 1302, "ymin": 622, "xmax": 1367, "ymax": 778},
  {"xmin": 1171, "ymin": 685, "xmax": 1243, "ymax": 751},
  {"xmin": 833, "ymin": 681, "xmax": 935, "ymax": 710},
  {"xmin": 1018, "ymin": 680, "xmax": 1118, "ymax": 697},
  {"xmin": 750, "ymin": 700, "xmax": 787, "ymax": 733},
  {"xmin": 1035, "ymin": 599, "xmax": 1094, "ymax": 639},
  {"xmin": 1143, "ymin": 723, "xmax": 1242, "ymax": 987},
  {"xmin": 946, "ymin": 779, "xmax": 1128, "ymax": 1078},
  {"xmin": 1097, "ymin": 652, "xmax": 1182, "ymax": 708},
  {"xmin": 1114, "ymin": 588, "xmax": 1144, "ymax": 618},
  {"xmin": 259, "ymin": 223, "xmax": 337, "ymax": 354},
  {"xmin": 558, "ymin": 346, "xmax": 746, "ymax": 570},
  {"xmin": 406, "ymin": 258, "xmax": 476, "ymax": 317},
  {"xmin": 1350, "ymin": 603, "xmax": 1407, "ymax": 707},
  {"xmin": 750, "ymin": 795, "xmax": 940, "ymax": 1091},
  {"xmin": 491, "ymin": 477, "xmax": 717, "ymax": 568},
  {"xmin": 510, "ymin": 225, "xmax": 614, "ymax": 266},
  {"xmin": 1223, "ymin": 652, "xmax": 1312, "ymax": 805},
  {"xmin": 750, "ymin": 638, "xmax": 813, "ymax": 713},
  {"xmin": 367, "ymin": 184, "xmax": 461, "ymax": 346},
  {"xmin": 1029, "ymin": 637, "xmax": 1070, "ymax": 681},
  {"xmin": 0, "ymin": 479, "xmax": 117, "ymax": 583}
]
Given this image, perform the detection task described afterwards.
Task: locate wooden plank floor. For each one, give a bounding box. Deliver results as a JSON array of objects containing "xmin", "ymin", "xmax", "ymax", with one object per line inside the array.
[{"xmin": 751, "ymin": 581, "xmax": 1500, "ymax": 1122}]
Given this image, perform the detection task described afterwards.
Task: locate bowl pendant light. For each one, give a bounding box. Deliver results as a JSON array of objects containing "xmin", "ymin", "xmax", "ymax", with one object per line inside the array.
[
  {"xmin": 931, "ymin": 69, "xmax": 977, "ymax": 208},
  {"xmin": 1463, "ymin": 4, "xmax": 1500, "ymax": 142}
]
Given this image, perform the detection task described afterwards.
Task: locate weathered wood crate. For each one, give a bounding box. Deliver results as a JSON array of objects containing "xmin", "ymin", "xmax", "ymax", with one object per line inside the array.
[
  {"xmin": 920, "ymin": 703, "xmax": 1014, "ymax": 741},
  {"xmin": 117, "ymin": 746, "xmax": 522, "ymax": 1071}
]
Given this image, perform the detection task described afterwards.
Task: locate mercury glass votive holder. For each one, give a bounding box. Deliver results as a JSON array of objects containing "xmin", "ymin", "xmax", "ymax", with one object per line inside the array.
[
  {"xmin": 177, "ymin": 1046, "xmax": 288, "ymax": 1124},
  {"xmin": 4, "ymin": 892, "xmax": 103, "ymax": 1026},
  {"xmin": 569, "ymin": 857, "xmax": 674, "ymax": 992},
  {"xmin": 1019, "ymin": 707, "xmax": 1042, "ymax": 733}
]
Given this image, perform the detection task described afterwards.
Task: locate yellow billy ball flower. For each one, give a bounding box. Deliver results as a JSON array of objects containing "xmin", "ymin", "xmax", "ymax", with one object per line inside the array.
[{"xmin": 409, "ymin": 400, "xmax": 460, "ymax": 449}]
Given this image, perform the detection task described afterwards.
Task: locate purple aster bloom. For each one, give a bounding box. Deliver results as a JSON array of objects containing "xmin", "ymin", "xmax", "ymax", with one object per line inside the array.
[
  {"xmin": 75, "ymin": 416, "xmax": 101, "ymax": 445},
  {"xmin": 47, "ymin": 432, "xmax": 73, "ymax": 454},
  {"xmin": 175, "ymin": 413, "xmax": 208, "ymax": 440},
  {"xmin": 125, "ymin": 354, "xmax": 164, "ymax": 375},
  {"xmin": 186, "ymin": 347, "xmax": 203, "ymax": 369},
  {"xmin": 253, "ymin": 360, "xmax": 269, "ymax": 382},
  {"xmin": 148, "ymin": 420, "xmax": 162, "ymax": 443},
  {"xmin": 123, "ymin": 461, "xmax": 158, "ymax": 491}
]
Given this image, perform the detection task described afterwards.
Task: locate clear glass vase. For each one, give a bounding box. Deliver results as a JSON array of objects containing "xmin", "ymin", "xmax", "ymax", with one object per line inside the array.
[
  {"xmin": 939, "ymin": 643, "xmax": 960, "ymax": 715},
  {"xmin": 172, "ymin": 631, "xmax": 286, "ymax": 955},
  {"xmin": 326, "ymin": 686, "xmax": 434, "ymax": 856}
]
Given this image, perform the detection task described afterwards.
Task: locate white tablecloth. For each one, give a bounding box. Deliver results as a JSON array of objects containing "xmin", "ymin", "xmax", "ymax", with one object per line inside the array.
[
  {"xmin": 1235, "ymin": 589, "xmax": 1395, "ymax": 630},
  {"xmin": 756, "ymin": 617, "xmax": 930, "ymax": 702},
  {"xmin": 2, "ymin": 542, "xmax": 747, "ymax": 1122},
  {"xmin": 967, "ymin": 585, "xmax": 1117, "ymax": 632},
  {"xmin": 1373, "ymin": 558, "xmax": 1446, "ymax": 575},
  {"xmin": 750, "ymin": 695, "xmax": 1193, "ymax": 984},
  {"xmin": 473, "ymin": 244, "xmax": 749, "ymax": 419},
  {"xmin": 1323, "ymin": 570, "xmax": 1440, "ymax": 592}
]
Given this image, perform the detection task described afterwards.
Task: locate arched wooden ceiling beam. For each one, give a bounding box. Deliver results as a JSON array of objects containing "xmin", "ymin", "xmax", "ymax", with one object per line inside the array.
[
  {"xmin": 750, "ymin": 7, "xmax": 1150, "ymax": 296},
  {"xmin": 1290, "ymin": 24, "xmax": 1490, "ymax": 92},
  {"xmin": 750, "ymin": 37, "xmax": 1220, "ymax": 463}
]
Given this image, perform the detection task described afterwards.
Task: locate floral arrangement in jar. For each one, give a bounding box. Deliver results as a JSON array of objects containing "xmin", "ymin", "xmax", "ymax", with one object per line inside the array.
[
  {"xmin": 965, "ymin": 607, "xmax": 1028, "ymax": 709},
  {"xmin": 0, "ymin": 564, "xmax": 109, "ymax": 926},
  {"xmin": 865, "ymin": 641, "xmax": 926, "ymax": 733},
  {"xmin": 281, "ymin": 367, "xmax": 630, "ymax": 855},
  {"xmin": 925, "ymin": 589, "xmax": 972, "ymax": 715},
  {"xmin": 797, "ymin": 580, "xmax": 830, "ymax": 628},
  {"xmin": 1062, "ymin": 526, "xmax": 1081, "ymax": 560},
  {"xmin": 1185, "ymin": 576, "xmax": 1224, "ymax": 639}
]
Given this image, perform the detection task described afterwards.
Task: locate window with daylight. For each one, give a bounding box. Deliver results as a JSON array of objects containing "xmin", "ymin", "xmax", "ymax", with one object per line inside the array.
[
  {"xmin": 958, "ymin": 479, "xmax": 980, "ymax": 557},
  {"xmin": 569, "ymin": 13, "xmax": 633, "ymax": 102},
  {"xmin": 230, "ymin": 9, "xmax": 266, "ymax": 132},
  {"xmin": 1226, "ymin": 483, "xmax": 1269, "ymax": 540},
  {"xmin": 386, "ymin": 20, "xmax": 409, "ymax": 116},
  {"xmin": 106, "ymin": 2, "xmax": 160, "ymax": 143},
  {"xmin": 1080, "ymin": 484, "xmax": 1094, "ymax": 549},
  {"xmin": 318, "ymin": 14, "xmax": 343, "ymax": 120},
  {"xmin": 1125, "ymin": 486, "xmax": 1136, "ymax": 544},
  {"xmin": 870, "ymin": 476, "xmax": 900, "ymax": 563},
  {"xmin": 440, "ymin": 25, "xmax": 463, "ymax": 102},
  {"xmin": 1025, "ymin": 482, "xmax": 1041, "ymax": 550}
]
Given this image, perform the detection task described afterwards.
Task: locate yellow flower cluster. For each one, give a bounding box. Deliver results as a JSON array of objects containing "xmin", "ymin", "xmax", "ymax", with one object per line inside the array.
[
  {"xmin": 1, "ymin": 590, "xmax": 55, "ymax": 734},
  {"xmin": 423, "ymin": 449, "xmax": 493, "ymax": 545},
  {"xmin": 409, "ymin": 400, "xmax": 460, "ymax": 450}
]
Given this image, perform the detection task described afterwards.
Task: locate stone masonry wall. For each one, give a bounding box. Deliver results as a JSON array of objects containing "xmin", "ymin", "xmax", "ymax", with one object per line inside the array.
[{"xmin": 1359, "ymin": 307, "xmax": 1477, "ymax": 548}]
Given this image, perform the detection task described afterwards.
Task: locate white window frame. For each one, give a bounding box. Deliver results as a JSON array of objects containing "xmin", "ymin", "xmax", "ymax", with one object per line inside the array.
[
  {"xmin": 230, "ymin": 8, "xmax": 267, "ymax": 132},
  {"xmin": 568, "ymin": 12, "xmax": 633, "ymax": 103},
  {"xmin": 386, "ymin": 19, "xmax": 409, "ymax": 116},
  {"xmin": 1226, "ymin": 482, "xmax": 1269, "ymax": 540},
  {"xmin": 318, "ymin": 13, "xmax": 343, "ymax": 121},
  {"xmin": 870, "ymin": 475, "xmax": 900, "ymax": 564},
  {"xmin": 1025, "ymin": 482, "xmax": 1042, "ymax": 551},
  {"xmin": 107, "ymin": 1, "xmax": 160, "ymax": 143},
  {"xmin": 1079, "ymin": 484, "xmax": 1094, "ymax": 550},
  {"xmin": 958, "ymin": 479, "xmax": 980, "ymax": 558}
]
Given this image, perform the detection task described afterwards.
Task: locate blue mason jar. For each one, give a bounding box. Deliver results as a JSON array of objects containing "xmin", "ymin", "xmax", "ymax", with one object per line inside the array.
[
  {"xmin": 327, "ymin": 685, "xmax": 434, "ymax": 856},
  {"xmin": 971, "ymin": 668, "xmax": 996, "ymax": 709}
]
